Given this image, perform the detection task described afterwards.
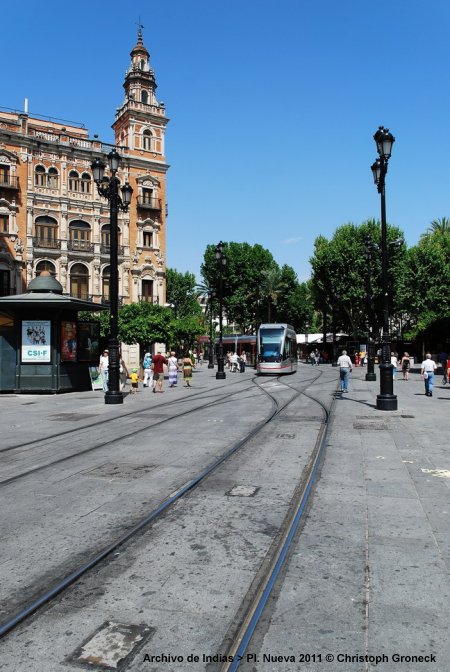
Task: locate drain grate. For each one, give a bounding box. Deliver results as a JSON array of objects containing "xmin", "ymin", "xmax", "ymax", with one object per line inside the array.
[
  {"xmin": 50, "ymin": 413, "xmax": 98, "ymax": 421},
  {"xmin": 70, "ymin": 621, "xmax": 154, "ymax": 669},
  {"xmin": 84, "ymin": 463, "xmax": 156, "ymax": 480},
  {"xmin": 277, "ymin": 433, "xmax": 296, "ymax": 439},
  {"xmin": 226, "ymin": 485, "xmax": 260, "ymax": 497},
  {"xmin": 353, "ymin": 422, "xmax": 388, "ymax": 430}
]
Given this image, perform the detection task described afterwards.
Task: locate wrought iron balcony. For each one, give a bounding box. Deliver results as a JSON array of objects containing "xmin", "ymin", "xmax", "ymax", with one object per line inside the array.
[
  {"xmin": 67, "ymin": 239, "xmax": 95, "ymax": 253},
  {"xmin": 32, "ymin": 237, "xmax": 62, "ymax": 250},
  {"xmin": 0, "ymin": 175, "xmax": 19, "ymax": 189},
  {"xmin": 101, "ymin": 295, "xmax": 124, "ymax": 306},
  {"xmin": 70, "ymin": 293, "xmax": 93, "ymax": 302},
  {"xmin": 137, "ymin": 196, "xmax": 161, "ymax": 211},
  {"xmin": 100, "ymin": 244, "xmax": 125, "ymax": 256}
]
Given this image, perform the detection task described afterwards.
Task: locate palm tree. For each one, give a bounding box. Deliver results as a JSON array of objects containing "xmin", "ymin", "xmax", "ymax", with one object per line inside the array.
[
  {"xmin": 260, "ymin": 268, "xmax": 285, "ymax": 322},
  {"xmin": 427, "ymin": 217, "xmax": 450, "ymax": 235}
]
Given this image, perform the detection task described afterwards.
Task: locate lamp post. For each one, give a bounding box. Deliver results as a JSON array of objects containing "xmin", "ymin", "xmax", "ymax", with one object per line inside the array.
[
  {"xmin": 208, "ymin": 290, "xmax": 215, "ymax": 369},
  {"xmin": 215, "ymin": 242, "xmax": 227, "ymax": 380},
  {"xmin": 364, "ymin": 236, "xmax": 377, "ymax": 382},
  {"xmin": 371, "ymin": 126, "xmax": 397, "ymax": 410},
  {"xmin": 305, "ymin": 321, "xmax": 309, "ymax": 363},
  {"xmin": 332, "ymin": 296, "xmax": 339, "ymax": 366},
  {"xmin": 91, "ymin": 149, "xmax": 133, "ymax": 404}
]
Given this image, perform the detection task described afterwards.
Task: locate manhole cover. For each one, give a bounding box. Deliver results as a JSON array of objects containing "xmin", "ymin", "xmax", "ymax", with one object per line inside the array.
[
  {"xmin": 353, "ymin": 422, "xmax": 388, "ymax": 430},
  {"xmin": 277, "ymin": 433, "xmax": 296, "ymax": 439},
  {"xmin": 50, "ymin": 413, "xmax": 98, "ymax": 421},
  {"xmin": 71, "ymin": 621, "xmax": 154, "ymax": 669},
  {"xmin": 84, "ymin": 463, "xmax": 156, "ymax": 480},
  {"xmin": 226, "ymin": 485, "xmax": 260, "ymax": 497}
]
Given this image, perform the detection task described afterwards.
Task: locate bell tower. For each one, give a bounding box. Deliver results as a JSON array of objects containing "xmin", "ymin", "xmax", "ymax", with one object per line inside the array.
[
  {"xmin": 113, "ymin": 27, "xmax": 168, "ymax": 160},
  {"xmin": 113, "ymin": 28, "xmax": 169, "ymax": 306}
]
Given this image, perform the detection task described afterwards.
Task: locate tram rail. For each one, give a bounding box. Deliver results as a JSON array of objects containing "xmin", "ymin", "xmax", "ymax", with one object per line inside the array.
[{"xmin": 0, "ymin": 370, "xmax": 324, "ymax": 641}]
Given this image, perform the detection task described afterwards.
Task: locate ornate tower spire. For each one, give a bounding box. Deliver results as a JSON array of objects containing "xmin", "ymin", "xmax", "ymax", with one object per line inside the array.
[{"xmin": 123, "ymin": 26, "xmax": 158, "ymax": 106}]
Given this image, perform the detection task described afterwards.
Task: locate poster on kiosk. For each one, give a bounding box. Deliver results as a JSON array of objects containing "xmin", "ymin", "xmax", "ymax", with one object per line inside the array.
[{"xmin": 21, "ymin": 320, "xmax": 51, "ymax": 363}]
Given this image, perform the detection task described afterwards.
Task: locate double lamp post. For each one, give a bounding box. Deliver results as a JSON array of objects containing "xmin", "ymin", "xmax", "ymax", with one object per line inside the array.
[
  {"xmin": 370, "ymin": 126, "xmax": 397, "ymax": 411},
  {"xmin": 91, "ymin": 149, "xmax": 133, "ymax": 405}
]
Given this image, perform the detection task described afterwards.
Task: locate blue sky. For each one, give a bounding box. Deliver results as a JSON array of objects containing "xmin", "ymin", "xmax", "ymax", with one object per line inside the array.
[{"xmin": 3, "ymin": 1, "xmax": 450, "ymax": 282}]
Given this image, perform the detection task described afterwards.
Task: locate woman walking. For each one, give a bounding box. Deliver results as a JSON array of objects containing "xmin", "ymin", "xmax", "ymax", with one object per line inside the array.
[
  {"xmin": 168, "ymin": 351, "xmax": 179, "ymax": 388},
  {"xmin": 400, "ymin": 352, "xmax": 410, "ymax": 380},
  {"xmin": 183, "ymin": 352, "xmax": 194, "ymax": 387}
]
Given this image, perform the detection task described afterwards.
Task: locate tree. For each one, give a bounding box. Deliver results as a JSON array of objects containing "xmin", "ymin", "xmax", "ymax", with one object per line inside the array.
[
  {"xmin": 118, "ymin": 302, "xmax": 174, "ymax": 351},
  {"xmin": 309, "ymin": 219, "xmax": 406, "ymax": 340},
  {"xmin": 166, "ymin": 268, "xmax": 202, "ymax": 319},
  {"xmin": 396, "ymin": 229, "xmax": 450, "ymax": 341},
  {"xmin": 200, "ymin": 242, "xmax": 277, "ymax": 333},
  {"xmin": 425, "ymin": 217, "xmax": 450, "ymax": 236}
]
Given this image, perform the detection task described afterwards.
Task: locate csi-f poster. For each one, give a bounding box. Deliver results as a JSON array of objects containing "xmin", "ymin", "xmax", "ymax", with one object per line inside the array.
[
  {"xmin": 22, "ymin": 320, "xmax": 51, "ymax": 362},
  {"xmin": 61, "ymin": 321, "xmax": 77, "ymax": 362}
]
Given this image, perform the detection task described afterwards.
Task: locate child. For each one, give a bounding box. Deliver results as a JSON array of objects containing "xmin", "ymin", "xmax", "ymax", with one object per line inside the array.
[{"xmin": 130, "ymin": 368, "xmax": 139, "ymax": 394}]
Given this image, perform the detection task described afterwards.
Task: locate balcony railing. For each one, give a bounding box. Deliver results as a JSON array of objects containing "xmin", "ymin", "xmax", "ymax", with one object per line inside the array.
[
  {"xmin": 32, "ymin": 237, "xmax": 62, "ymax": 250},
  {"xmin": 137, "ymin": 196, "xmax": 161, "ymax": 211},
  {"xmin": 100, "ymin": 244, "xmax": 125, "ymax": 256},
  {"xmin": 70, "ymin": 293, "xmax": 93, "ymax": 302},
  {"xmin": 100, "ymin": 295, "xmax": 124, "ymax": 306},
  {"xmin": 0, "ymin": 175, "xmax": 19, "ymax": 189},
  {"xmin": 67, "ymin": 239, "xmax": 95, "ymax": 253}
]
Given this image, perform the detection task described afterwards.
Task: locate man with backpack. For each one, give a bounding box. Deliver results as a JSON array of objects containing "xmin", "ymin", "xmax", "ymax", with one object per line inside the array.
[{"xmin": 142, "ymin": 351, "xmax": 153, "ymax": 388}]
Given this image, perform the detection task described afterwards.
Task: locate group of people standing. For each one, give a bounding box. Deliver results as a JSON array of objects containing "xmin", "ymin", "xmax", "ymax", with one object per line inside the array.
[
  {"xmin": 142, "ymin": 351, "xmax": 195, "ymax": 392},
  {"xmin": 336, "ymin": 348, "xmax": 447, "ymax": 398}
]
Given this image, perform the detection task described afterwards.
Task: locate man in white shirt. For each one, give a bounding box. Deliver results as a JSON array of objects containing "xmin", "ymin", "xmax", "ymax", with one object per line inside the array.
[
  {"xmin": 420, "ymin": 353, "xmax": 437, "ymax": 397},
  {"xmin": 337, "ymin": 349, "xmax": 353, "ymax": 392}
]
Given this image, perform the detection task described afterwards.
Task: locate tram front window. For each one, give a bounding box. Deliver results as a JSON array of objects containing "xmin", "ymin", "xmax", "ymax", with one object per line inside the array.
[{"xmin": 259, "ymin": 328, "xmax": 283, "ymax": 361}]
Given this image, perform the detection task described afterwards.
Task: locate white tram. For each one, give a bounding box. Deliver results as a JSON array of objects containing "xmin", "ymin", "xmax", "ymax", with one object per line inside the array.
[{"xmin": 256, "ymin": 323, "xmax": 298, "ymax": 375}]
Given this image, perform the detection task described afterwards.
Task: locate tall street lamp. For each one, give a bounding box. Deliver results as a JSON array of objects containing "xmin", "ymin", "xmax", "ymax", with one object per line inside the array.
[
  {"xmin": 364, "ymin": 236, "xmax": 377, "ymax": 382},
  {"xmin": 332, "ymin": 295, "xmax": 339, "ymax": 366},
  {"xmin": 92, "ymin": 149, "xmax": 133, "ymax": 404},
  {"xmin": 371, "ymin": 126, "xmax": 397, "ymax": 410},
  {"xmin": 208, "ymin": 289, "xmax": 215, "ymax": 369},
  {"xmin": 215, "ymin": 242, "xmax": 227, "ymax": 380},
  {"xmin": 305, "ymin": 321, "xmax": 309, "ymax": 363}
]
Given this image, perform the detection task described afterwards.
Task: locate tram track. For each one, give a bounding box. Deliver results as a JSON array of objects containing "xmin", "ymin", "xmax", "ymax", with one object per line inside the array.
[{"xmin": 0, "ymin": 370, "xmax": 323, "ymax": 641}]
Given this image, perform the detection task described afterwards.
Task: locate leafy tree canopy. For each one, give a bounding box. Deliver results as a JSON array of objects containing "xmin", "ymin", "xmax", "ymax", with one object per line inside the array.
[{"xmin": 166, "ymin": 268, "xmax": 202, "ymax": 319}]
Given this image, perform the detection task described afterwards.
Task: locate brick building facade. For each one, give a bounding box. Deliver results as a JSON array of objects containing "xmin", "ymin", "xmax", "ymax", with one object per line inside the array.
[{"xmin": 0, "ymin": 29, "xmax": 168, "ymax": 307}]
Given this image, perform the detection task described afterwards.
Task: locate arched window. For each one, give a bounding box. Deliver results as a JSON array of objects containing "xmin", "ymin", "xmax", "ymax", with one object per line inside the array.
[
  {"xmin": 35, "ymin": 165, "xmax": 46, "ymax": 187},
  {"xmin": 140, "ymin": 59, "xmax": 145, "ymax": 70},
  {"xmin": 102, "ymin": 266, "xmax": 110, "ymax": 303},
  {"xmin": 47, "ymin": 167, "xmax": 58, "ymax": 188},
  {"xmin": 142, "ymin": 129, "xmax": 152, "ymax": 150},
  {"xmin": 101, "ymin": 224, "xmax": 110, "ymax": 250},
  {"xmin": 34, "ymin": 216, "xmax": 59, "ymax": 248},
  {"xmin": 35, "ymin": 260, "xmax": 56, "ymax": 276},
  {"xmin": 69, "ymin": 220, "xmax": 91, "ymax": 251},
  {"xmin": 70, "ymin": 263, "xmax": 89, "ymax": 300},
  {"xmin": 80, "ymin": 173, "xmax": 91, "ymax": 194},
  {"xmin": 68, "ymin": 170, "xmax": 79, "ymax": 192},
  {"xmin": 141, "ymin": 90, "xmax": 149, "ymax": 104}
]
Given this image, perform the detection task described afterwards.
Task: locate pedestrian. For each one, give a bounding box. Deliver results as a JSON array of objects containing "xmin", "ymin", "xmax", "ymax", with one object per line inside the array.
[
  {"xmin": 390, "ymin": 352, "xmax": 398, "ymax": 380},
  {"xmin": 168, "ymin": 351, "xmax": 179, "ymax": 387},
  {"xmin": 400, "ymin": 352, "xmax": 410, "ymax": 380},
  {"xmin": 337, "ymin": 349, "xmax": 353, "ymax": 392},
  {"xmin": 142, "ymin": 351, "xmax": 153, "ymax": 388},
  {"xmin": 230, "ymin": 351, "xmax": 239, "ymax": 372},
  {"xmin": 240, "ymin": 351, "xmax": 247, "ymax": 372},
  {"xmin": 421, "ymin": 353, "xmax": 437, "ymax": 397},
  {"xmin": 129, "ymin": 368, "xmax": 139, "ymax": 394},
  {"xmin": 119, "ymin": 356, "xmax": 128, "ymax": 391},
  {"xmin": 152, "ymin": 350, "xmax": 168, "ymax": 393},
  {"xmin": 99, "ymin": 349, "xmax": 109, "ymax": 392},
  {"xmin": 182, "ymin": 352, "xmax": 194, "ymax": 387},
  {"xmin": 355, "ymin": 352, "xmax": 360, "ymax": 367},
  {"xmin": 438, "ymin": 350, "xmax": 448, "ymax": 384}
]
